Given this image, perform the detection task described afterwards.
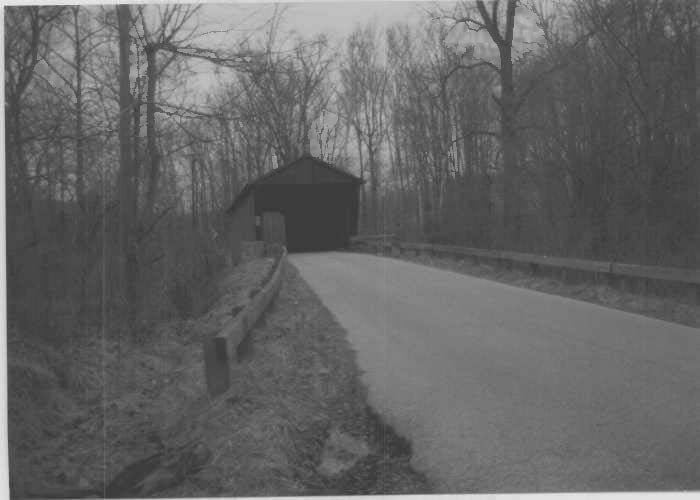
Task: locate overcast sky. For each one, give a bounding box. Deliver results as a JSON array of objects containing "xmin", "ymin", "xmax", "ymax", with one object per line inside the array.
[
  {"xmin": 23, "ymin": 0, "xmax": 542, "ymax": 158},
  {"xmin": 183, "ymin": 1, "xmax": 540, "ymax": 95},
  {"xmin": 199, "ymin": 1, "xmax": 430, "ymax": 42},
  {"xmin": 171, "ymin": 0, "xmax": 542, "ymax": 157},
  {"xmin": 176, "ymin": 2, "xmax": 438, "ymax": 106}
]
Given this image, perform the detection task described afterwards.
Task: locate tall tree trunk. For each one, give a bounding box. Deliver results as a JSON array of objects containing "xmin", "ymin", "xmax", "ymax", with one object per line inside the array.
[
  {"xmin": 355, "ymin": 126, "xmax": 366, "ymax": 232},
  {"xmin": 191, "ymin": 155, "xmax": 198, "ymax": 229},
  {"xmin": 499, "ymin": 44, "xmax": 519, "ymax": 249},
  {"xmin": 73, "ymin": 6, "xmax": 85, "ymax": 211},
  {"xmin": 394, "ymin": 124, "xmax": 406, "ymax": 216},
  {"xmin": 117, "ymin": 4, "xmax": 138, "ymax": 323},
  {"xmin": 58, "ymin": 140, "xmax": 66, "ymax": 203},
  {"xmin": 417, "ymin": 171, "xmax": 425, "ymax": 237},
  {"xmin": 144, "ymin": 45, "xmax": 160, "ymax": 219},
  {"xmin": 220, "ymin": 118, "xmax": 237, "ymax": 206},
  {"xmin": 474, "ymin": 0, "xmax": 519, "ymax": 248},
  {"xmin": 133, "ymin": 50, "xmax": 142, "ymax": 213},
  {"xmin": 368, "ymin": 141, "xmax": 378, "ymax": 233},
  {"xmin": 8, "ymin": 105, "xmax": 30, "ymax": 212}
]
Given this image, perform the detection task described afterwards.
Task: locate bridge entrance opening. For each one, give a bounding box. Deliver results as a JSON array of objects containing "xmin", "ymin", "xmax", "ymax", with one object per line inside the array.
[{"xmin": 257, "ymin": 184, "xmax": 351, "ymax": 252}]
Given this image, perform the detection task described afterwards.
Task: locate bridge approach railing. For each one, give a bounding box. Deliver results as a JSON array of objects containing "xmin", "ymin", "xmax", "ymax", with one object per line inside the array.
[{"xmin": 350, "ymin": 235, "xmax": 700, "ymax": 303}]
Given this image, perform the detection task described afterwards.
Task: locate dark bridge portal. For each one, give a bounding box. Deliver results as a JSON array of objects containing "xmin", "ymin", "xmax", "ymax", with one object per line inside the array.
[
  {"xmin": 227, "ymin": 155, "xmax": 362, "ymax": 254},
  {"xmin": 255, "ymin": 184, "xmax": 356, "ymax": 251}
]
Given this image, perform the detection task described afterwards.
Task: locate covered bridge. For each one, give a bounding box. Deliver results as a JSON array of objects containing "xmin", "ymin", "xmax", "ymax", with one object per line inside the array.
[{"xmin": 226, "ymin": 154, "xmax": 363, "ymax": 255}]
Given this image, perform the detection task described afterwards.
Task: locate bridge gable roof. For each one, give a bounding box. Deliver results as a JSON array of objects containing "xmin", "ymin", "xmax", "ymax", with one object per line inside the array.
[{"xmin": 226, "ymin": 154, "xmax": 362, "ymax": 214}]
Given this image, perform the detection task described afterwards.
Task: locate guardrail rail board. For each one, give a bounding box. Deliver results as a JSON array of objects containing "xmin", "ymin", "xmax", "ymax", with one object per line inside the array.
[
  {"xmin": 204, "ymin": 244, "xmax": 287, "ymax": 397},
  {"xmin": 349, "ymin": 234, "xmax": 396, "ymax": 242},
  {"xmin": 611, "ymin": 262, "xmax": 700, "ymax": 285},
  {"xmin": 350, "ymin": 235, "xmax": 700, "ymax": 301}
]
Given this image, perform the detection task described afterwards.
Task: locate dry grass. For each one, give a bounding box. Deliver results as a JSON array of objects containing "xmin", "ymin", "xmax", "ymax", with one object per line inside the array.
[
  {"xmin": 9, "ymin": 254, "xmax": 431, "ymax": 497},
  {"xmin": 162, "ymin": 263, "xmax": 431, "ymax": 496},
  {"xmin": 8, "ymin": 257, "xmax": 274, "ymax": 497},
  {"xmin": 395, "ymin": 252, "xmax": 700, "ymax": 329}
]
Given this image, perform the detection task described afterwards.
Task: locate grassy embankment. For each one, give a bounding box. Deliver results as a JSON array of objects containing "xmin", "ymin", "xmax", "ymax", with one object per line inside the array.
[
  {"xmin": 9, "ymin": 256, "xmax": 431, "ymax": 497},
  {"xmin": 165, "ymin": 262, "xmax": 431, "ymax": 496}
]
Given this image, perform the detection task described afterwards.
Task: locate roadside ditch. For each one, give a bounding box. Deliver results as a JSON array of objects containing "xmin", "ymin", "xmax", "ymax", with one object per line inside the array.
[{"xmin": 10, "ymin": 254, "xmax": 431, "ymax": 497}]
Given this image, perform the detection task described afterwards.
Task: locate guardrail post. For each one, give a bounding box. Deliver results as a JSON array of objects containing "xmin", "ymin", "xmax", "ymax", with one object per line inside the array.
[
  {"xmin": 529, "ymin": 262, "xmax": 539, "ymax": 276},
  {"xmin": 204, "ymin": 337, "xmax": 230, "ymax": 397},
  {"xmin": 640, "ymin": 277, "xmax": 649, "ymax": 296},
  {"xmin": 606, "ymin": 270, "xmax": 616, "ymax": 287},
  {"xmin": 204, "ymin": 245, "xmax": 286, "ymax": 397},
  {"xmin": 693, "ymin": 284, "xmax": 700, "ymax": 305}
]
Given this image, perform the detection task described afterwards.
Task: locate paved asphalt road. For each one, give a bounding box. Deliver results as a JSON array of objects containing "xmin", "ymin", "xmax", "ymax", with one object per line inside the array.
[{"xmin": 290, "ymin": 252, "xmax": 700, "ymax": 493}]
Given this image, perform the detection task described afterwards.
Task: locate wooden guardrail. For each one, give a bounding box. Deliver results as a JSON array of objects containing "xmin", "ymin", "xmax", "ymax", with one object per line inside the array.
[
  {"xmin": 350, "ymin": 236, "xmax": 700, "ymax": 302},
  {"xmin": 204, "ymin": 243, "xmax": 287, "ymax": 397},
  {"xmin": 350, "ymin": 234, "xmax": 396, "ymax": 243}
]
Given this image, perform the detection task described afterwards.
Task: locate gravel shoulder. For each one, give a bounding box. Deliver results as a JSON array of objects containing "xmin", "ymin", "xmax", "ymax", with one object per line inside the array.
[{"xmin": 384, "ymin": 251, "xmax": 700, "ymax": 329}]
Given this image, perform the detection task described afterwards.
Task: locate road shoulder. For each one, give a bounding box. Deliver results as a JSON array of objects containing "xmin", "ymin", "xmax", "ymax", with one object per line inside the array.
[
  {"xmin": 165, "ymin": 262, "xmax": 432, "ymax": 496},
  {"xmin": 373, "ymin": 250, "xmax": 700, "ymax": 328}
]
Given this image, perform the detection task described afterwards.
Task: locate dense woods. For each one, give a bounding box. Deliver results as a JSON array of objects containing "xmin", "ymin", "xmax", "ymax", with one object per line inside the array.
[
  {"xmin": 7, "ymin": 1, "xmax": 698, "ymax": 336},
  {"xmin": 6, "ymin": 1, "xmax": 699, "ymax": 326},
  {"xmin": 377, "ymin": 0, "xmax": 699, "ymax": 267},
  {"xmin": 5, "ymin": 0, "xmax": 699, "ymax": 490}
]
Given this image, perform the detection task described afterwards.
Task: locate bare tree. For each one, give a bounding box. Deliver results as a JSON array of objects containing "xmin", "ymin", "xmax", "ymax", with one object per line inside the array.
[
  {"xmin": 440, "ymin": 0, "xmax": 522, "ymax": 246},
  {"xmin": 340, "ymin": 24, "xmax": 389, "ymax": 232},
  {"xmin": 132, "ymin": 5, "xmax": 200, "ymax": 219},
  {"xmin": 117, "ymin": 4, "xmax": 138, "ymax": 321},
  {"xmin": 5, "ymin": 6, "xmax": 64, "ymax": 212},
  {"xmin": 228, "ymin": 32, "xmax": 333, "ymax": 165}
]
